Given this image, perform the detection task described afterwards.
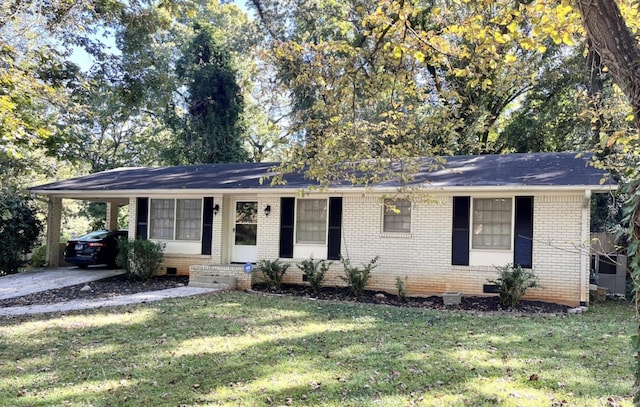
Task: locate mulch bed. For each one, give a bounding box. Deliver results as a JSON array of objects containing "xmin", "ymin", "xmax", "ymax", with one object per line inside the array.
[
  {"xmin": 251, "ymin": 283, "xmax": 571, "ymax": 314},
  {"xmin": 1, "ymin": 274, "xmax": 570, "ymax": 314},
  {"xmin": 0, "ymin": 274, "xmax": 189, "ymax": 308}
]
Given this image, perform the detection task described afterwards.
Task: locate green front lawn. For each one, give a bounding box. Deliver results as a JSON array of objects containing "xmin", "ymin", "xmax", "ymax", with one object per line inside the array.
[{"xmin": 0, "ymin": 292, "xmax": 634, "ymax": 406}]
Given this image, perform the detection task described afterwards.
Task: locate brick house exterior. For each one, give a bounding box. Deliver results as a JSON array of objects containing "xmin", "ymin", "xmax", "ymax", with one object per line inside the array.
[{"xmin": 32, "ymin": 153, "xmax": 614, "ymax": 306}]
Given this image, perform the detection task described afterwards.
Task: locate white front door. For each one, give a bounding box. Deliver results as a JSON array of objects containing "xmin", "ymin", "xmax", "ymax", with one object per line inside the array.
[{"xmin": 231, "ymin": 201, "xmax": 258, "ymax": 263}]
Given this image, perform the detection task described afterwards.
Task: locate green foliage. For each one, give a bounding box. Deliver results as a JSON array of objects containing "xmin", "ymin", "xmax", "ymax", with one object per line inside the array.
[
  {"xmin": 116, "ymin": 239, "xmax": 164, "ymax": 281},
  {"xmin": 0, "ymin": 191, "xmax": 42, "ymax": 275},
  {"xmin": 339, "ymin": 256, "xmax": 379, "ymax": 298},
  {"xmin": 618, "ymin": 175, "xmax": 640, "ymax": 402},
  {"xmin": 488, "ymin": 263, "xmax": 539, "ymax": 308},
  {"xmin": 296, "ymin": 256, "xmax": 331, "ymax": 294},
  {"xmin": 29, "ymin": 245, "xmax": 47, "ymax": 268},
  {"xmin": 258, "ymin": 259, "xmax": 290, "ymax": 291},
  {"xmin": 395, "ymin": 276, "xmax": 407, "ymax": 302},
  {"xmin": 250, "ymin": 0, "xmax": 623, "ymax": 187},
  {"xmin": 170, "ymin": 22, "xmax": 249, "ymax": 164}
]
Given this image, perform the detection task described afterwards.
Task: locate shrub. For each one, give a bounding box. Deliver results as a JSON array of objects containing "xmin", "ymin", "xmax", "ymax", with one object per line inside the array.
[
  {"xmin": 395, "ymin": 276, "xmax": 407, "ymax": 302},
  {"xmin": 488, "ymin": 263, "xmax": 539, "ymax": 308},
  {"xmin": 0, "ymin": 192, "xmax": 42, "ymax": 275},
  {"xmin": 258, "ymin": 259, "xmax": 290, "ymax": 291},
  {"xmin": 116, "ymin": 239, "xmax": 164, "ymax": 281},
  {"xmin": 297, "ymin": 257, "xmax": 331, "ymax": 294},
  {"xmin": 340, "ymin": 256, "xmax": 379, "ymax": 298},
  {"xmin": 30, "ymin": 245, "xmax": 47, "ymax": 268}
]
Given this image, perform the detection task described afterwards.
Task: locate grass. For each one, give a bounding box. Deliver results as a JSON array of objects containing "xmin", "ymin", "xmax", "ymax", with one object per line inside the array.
[{"xmin": 0, "ymin": 292, "xmax": 634, "ymax": 406}]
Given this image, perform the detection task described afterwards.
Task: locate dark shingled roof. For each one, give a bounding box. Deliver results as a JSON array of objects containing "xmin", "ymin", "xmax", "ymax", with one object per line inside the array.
[{"xmin": 31, "ymin": 152, "xmax": 613, "ymax": 193}]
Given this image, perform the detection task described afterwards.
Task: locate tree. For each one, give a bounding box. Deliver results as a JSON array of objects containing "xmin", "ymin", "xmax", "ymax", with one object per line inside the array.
[
  {"xmin": 170, "ymin": 22, "xmax": 249, "ymax": 164},
  {"xmin": 0, "ymin": 0, "xmax": 137, "ymax": 186},
  {"xmin": 565, "ymin": 1, "xmax": 640, "ymax": 402},
  {"xmin": 0, "ymin": 190, "xmax": 42, "ymax": 275},
  {"xmin": 500, "ymin": 49, "xmax": 630, "ymax": 153},
  {"xmin": 249, "ymin": 0, "xmax": 615, "ymax": 186},
  {"xmin": 50, "ymin": 61, "xmax": 170, "ymax": 173}
]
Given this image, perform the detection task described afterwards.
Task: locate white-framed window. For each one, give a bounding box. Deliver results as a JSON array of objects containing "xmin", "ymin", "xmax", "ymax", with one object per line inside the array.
[
  {"xmin": 472, "ymin": 198, "xmax": 512, "ymax": 250},
  {"xmin": 296, "ymin": 199, "xmax": 327, "ymax": 244},
  {"xmin": 150, "ymin": 198, "xmax": 202, "ymax": 241},
  {"xmin": 176, "ymin": 199, "xmax": 202, "ymax": 240},
  {"xmin": 150, "ymin": 199, "xmax": 175, "ymax": 239},
  {"xmin": 383, "ymin": 199, "xmax": 411, "ymax": 233}
]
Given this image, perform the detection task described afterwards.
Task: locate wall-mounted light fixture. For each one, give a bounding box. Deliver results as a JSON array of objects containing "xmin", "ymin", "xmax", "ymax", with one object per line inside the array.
[
  {"xmin": 264, "ymin": 205, "xmax": 271, "ymax": 217},
  {"xmin": 213, "ymin": 204, "xmax": 220, "ymax": 216}
]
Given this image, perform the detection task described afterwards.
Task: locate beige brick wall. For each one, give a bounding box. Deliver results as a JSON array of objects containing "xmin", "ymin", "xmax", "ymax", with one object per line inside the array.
[
  {"xmin": 265, "ymin": 193, "xmax": 588, "ymax": 306},
  {"xmin": 125, "ymin": 192, "xmax": 589, "ymax": 306},
  {"xmin": 159, "ymin": 254, "xmax": 213, "ymax": 275},
  {"xmin": 190, "ymin": 264, "xmax": 253, "ymax": 290},
  {"xmin": 210, "ymin": 195, "xmax": 224, "ymax": 264},
  {"xmin": 128, "ymin": 197, "xmax": 138, "ymax": 239}
]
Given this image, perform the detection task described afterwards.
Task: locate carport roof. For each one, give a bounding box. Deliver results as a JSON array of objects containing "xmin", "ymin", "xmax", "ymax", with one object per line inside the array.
[{"xmin": 31, "ymin": 152, "xmax": 615, "ymax": 194}]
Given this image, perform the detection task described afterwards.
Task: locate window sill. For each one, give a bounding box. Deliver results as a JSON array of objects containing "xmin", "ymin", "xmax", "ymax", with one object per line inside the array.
[{"xmin": 380, "ymin": 232, "xmax": 412, "ymax": 239}]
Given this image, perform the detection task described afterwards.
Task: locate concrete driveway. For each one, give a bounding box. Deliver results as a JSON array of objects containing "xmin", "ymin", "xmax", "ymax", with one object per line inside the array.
[{"xmin": 0, "ymin": 267, "xmax": 125, "ymax": 300}]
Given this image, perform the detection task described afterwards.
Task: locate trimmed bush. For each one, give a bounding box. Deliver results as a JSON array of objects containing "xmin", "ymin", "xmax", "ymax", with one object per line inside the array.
[
  {"xmin": 488, "ymin": 263, "xmax": 539, "ymax": 308},
  {"xmin": 340, "ymin": 256, "xmax": 379, "ymax": 298},
  {"xmin": 116, "ymin": 239, "xmax": 164, "ymax": 281},
  {"xmin": 297, "ymin": 256, "xmax": 331, "ymax": 294},
  {"xmin": 258, "ymin": 259, "xmax": 290, "ymax": 291}
]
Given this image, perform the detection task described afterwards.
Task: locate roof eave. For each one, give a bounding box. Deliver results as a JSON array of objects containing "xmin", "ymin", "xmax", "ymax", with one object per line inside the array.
[{"xmin": 29, "ymin": 183, "xmax": 618, "ymax": 199}]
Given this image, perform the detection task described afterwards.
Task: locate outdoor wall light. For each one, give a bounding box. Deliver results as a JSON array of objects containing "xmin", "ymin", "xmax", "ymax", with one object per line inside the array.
[
  {"xmin": 264, "ymin": 205, "xmax": 271, "ymax": 217},
  {"xmin": 213, "ymin": 204, "xmax": 220, "ymax": 216}
]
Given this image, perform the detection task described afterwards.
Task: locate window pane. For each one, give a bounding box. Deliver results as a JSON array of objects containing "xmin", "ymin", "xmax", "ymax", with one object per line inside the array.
[
  {"xmin": 383, "ymin": 199, "xmax": 411, "ymax": 233},
  {"xmin": 296, "ymin": 199, "xmax": 327, "ymax": 244},
  {"xmin": 236, "ymin": 202, "xmax": 258, "ymax": 223},
  {"xmin": 472, "ymin": 198, "xmax": 512, "ymax": 250},
  {"xmin": 150, "ymin": 199, "xmax": 175, "ymax": 239},
  {"xmin": 176, "ymin": 199, "xmax": 202, "ymax": 240},
  {"xmin": 235, "ymin": 224, "xmax": 257, "ymax": 245}
]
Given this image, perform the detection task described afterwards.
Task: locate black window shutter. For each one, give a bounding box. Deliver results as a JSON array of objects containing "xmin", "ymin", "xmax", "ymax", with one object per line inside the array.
[
  {"xmin": 514, "ymin": 196, "xmax": 534, "ymax": 268},
  {"xmin": 327, "ymin": 197, "xmax": 343, "ymax": 260},
  {"xmin": 279, "ymin": 197, "xmax": 295, "ymax": 258},
  {"xmin": 136, "ymin": 198, "xmax": 149, "ymax": 240},
  {"xmin": 451, "ymin": 196, "xmax": 470, "ymax": 266},
  {"xmin": 201, "ymin": 197, "xmax": 214, "ymax": 255}
]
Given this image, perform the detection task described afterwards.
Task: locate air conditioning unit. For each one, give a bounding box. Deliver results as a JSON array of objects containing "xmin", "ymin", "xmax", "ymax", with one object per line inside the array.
[{"xmin": 591, "ymin": 254, "xmax": 627, "ymax": 295}]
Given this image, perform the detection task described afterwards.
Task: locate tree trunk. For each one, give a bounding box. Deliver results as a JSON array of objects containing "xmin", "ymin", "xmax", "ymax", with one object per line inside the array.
[
  {"xmin": 573, "ymin": 0, "xmax": 640, "ymax": 128},
  {"xmin": 572, "ymin": 1, "xmax": 640, "ymax": 404}
]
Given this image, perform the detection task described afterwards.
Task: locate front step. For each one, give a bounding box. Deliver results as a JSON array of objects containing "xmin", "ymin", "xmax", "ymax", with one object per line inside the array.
[
  {"xmin": 189, "ymin": 264, "xmax": 253, "ymax": 290},
  {"xmin": 189, "ymin": 275, "xmax": 237, "ymax": 290}
]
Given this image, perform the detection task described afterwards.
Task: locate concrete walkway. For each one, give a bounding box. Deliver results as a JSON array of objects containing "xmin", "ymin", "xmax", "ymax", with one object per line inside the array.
[{"xmin": 0, "ymin": 267, "xmax": 218, "ymax": 317}]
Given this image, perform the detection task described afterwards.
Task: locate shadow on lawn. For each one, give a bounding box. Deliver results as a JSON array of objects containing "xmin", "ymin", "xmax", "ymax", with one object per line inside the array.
[{"xmin": 0, "ymin": 293, "xmax": 633, "ymax": 406}]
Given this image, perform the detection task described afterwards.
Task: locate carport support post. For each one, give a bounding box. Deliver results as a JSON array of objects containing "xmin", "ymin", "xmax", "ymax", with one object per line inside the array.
[
  {"xmin": 106, "ymin": 202, "xmax": 119, "ymax": 230},
  {"xmin": 45, "ymin": 197, "xmax": 62, "ymax": 267}
]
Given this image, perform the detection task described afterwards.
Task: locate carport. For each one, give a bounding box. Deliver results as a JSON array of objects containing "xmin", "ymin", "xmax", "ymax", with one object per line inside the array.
[{"xmin": 32, "ymin": 194, "xmax": 129, "ymax": 267}]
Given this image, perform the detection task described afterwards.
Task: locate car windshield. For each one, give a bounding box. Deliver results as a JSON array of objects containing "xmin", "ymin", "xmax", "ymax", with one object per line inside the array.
[{"xmin": 77, "ymin": 231, "xmax": 110, "ymax": 240}]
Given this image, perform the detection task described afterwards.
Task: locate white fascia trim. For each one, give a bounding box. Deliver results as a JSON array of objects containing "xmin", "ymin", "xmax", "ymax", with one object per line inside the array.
[{"xmin": 29, "ymin": 183, "xmax": 617, "ymax": 199}]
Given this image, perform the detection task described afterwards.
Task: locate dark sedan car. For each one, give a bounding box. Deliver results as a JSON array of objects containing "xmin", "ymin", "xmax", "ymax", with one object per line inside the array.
[{"xmin": 64, "ymin": 230, "xmax": 128, "ymax": 268}]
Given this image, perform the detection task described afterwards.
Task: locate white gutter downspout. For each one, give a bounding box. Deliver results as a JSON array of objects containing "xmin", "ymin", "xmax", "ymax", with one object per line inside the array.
[{"xmin": 581, "ymin": 190, "xmax": 591, "ymax": 306}]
